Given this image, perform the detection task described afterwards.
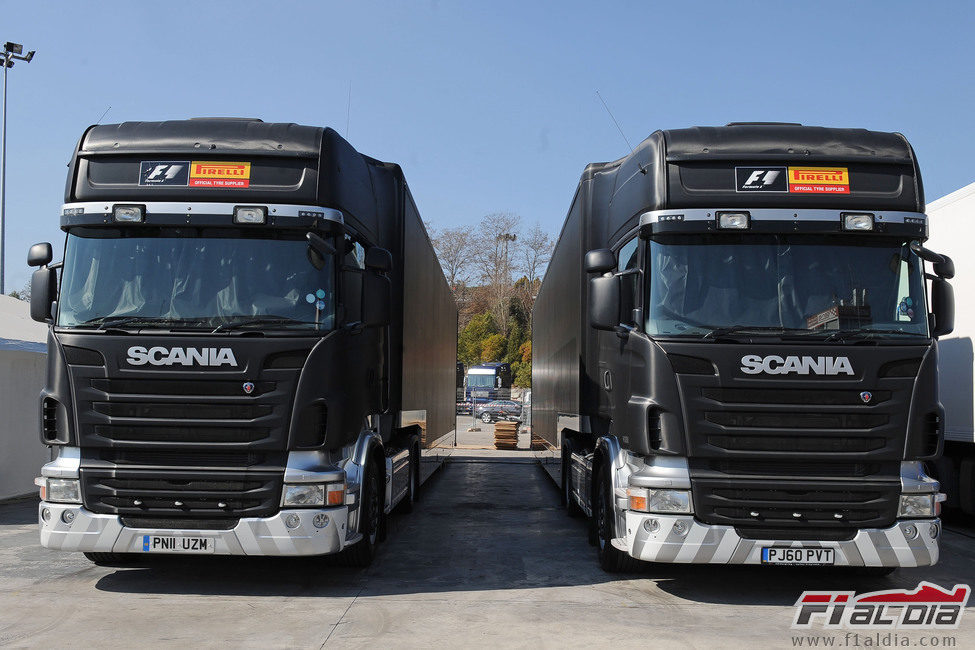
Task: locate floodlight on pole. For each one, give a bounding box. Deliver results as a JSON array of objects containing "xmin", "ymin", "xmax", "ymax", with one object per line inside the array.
[{"xmin": 0, "ymin": 40, "xmax": 35, "ymax": 295}]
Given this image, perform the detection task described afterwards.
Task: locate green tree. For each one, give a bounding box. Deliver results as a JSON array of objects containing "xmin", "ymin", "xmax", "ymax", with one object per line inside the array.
[
  {"xmin": 457, "ymin": 312, "xmax": 498, "ymax": 365},
  {"xmin": 480, "ymin": 333, "xmax": 507, "ymax": 363}
]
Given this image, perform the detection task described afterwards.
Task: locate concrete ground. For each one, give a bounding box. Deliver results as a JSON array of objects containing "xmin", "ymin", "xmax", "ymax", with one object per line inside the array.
[
  {"xmin": 453, "ymin": 415, "xmax": 530, "ymax": 449},
  {"xmin": 2, "ymin": 454, "xmax": 975, "ymax": 648}
]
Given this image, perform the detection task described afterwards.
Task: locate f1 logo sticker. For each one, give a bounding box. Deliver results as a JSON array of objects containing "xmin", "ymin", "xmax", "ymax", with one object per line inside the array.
[
  {"xmin": 735, "ymin": 166, "xmax": 788, "ymax": 192},
  {"xmin": 139, "ymin": 161, "xmax": 190, "ymax": 186}
]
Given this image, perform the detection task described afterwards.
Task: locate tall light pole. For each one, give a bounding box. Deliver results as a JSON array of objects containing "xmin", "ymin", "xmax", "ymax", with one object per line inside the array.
[{"xmin": 0, "ymin": 41, "xmax": 35, "ymax": 295}]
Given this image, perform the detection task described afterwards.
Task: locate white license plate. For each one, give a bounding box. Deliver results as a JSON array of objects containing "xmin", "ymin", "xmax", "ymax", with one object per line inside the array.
[
  {"xmin": 762, "ymin": 547, "xmax": 834, "ymax": 565},
  {"xmin": 142, "ymin": 535, "xmax": 215, "ymax": 554}
]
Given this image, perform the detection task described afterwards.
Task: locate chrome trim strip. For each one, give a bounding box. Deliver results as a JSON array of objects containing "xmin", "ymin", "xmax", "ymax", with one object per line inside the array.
[
  {"xmin": 639, "ymin": 208, "xmax": 927, "ymax": 225},
  {"xmin": 282, "ymin": 450, "xmax": 345, "ymax": 484},
  {"xmin": 40, "ymin": 447, "xmax": 81, "ymax": 479},
  {"xmin": 61, "ymin": 201, "xmax": 344, "ymax": 223},
  {"xmin": 900, "ymin": 460, "xmax": 940, "ymax": 494}
]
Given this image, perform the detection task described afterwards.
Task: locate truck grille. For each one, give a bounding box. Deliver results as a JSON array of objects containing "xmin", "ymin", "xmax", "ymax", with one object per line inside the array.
[
  {"xmin": 692, "ymin": 479, "xmax": 899, "ymax": 539},
  {"xmin": 81, "ymin": 468, "xmax": 281, "ymax": 519}
]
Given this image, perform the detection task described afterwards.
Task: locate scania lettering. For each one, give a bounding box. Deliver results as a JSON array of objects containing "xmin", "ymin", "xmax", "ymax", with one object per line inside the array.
[
  {"xmin": 739, "ymin": 354, "xmax": 854, "ymax": 376},
  {"xmin": 533, "ymin": 123, "xmax": 953, "ymax": 573},
  {"xmin": 28, "ymin": 119, "xmax": 457, "ymax": 566},
  {"xmin": 125, "ymin": 346, "xmax": 239, "ymax": 367}
]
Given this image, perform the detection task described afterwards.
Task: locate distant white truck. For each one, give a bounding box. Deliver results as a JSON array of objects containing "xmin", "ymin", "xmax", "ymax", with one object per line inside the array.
[{"xmin": 927, "ymin": 182, "xmax": 975, "ymax": 515}]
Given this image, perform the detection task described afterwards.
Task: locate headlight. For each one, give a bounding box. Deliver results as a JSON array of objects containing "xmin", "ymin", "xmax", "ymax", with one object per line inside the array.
[
  {"xmin": 628, "ymin": 487, "xmax": 692, "ymax": 514},
  {"xmin": 280, "ymin": 482, "xmax": 346, "ymax": 508},
  {"xmin": 281, "ymin": 484, "xmax": 325, "ymax": 507},
  {"xmin": 44, "ymin": 478, "xmax": 81, "ymax": 504},
  {"xmin": 898, "ymin": 494, "xmax": 936, "ymax": 518}
]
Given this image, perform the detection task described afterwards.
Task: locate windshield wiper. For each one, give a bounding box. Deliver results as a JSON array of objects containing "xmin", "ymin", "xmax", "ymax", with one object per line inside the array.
[
  {"xmin": 702, "ymin": 326, "xmax": 821, "ymax": 340},
  {"xmin": 74, "ymin": 316, "xmax": 208, "ymax": 331},
  {"xmin": 824, "ymin": 328, "xmax": 928, "ymax": 343},
  {"xmin": 211, "ymin": 317, "xmax": 323, "ymax": 333}
]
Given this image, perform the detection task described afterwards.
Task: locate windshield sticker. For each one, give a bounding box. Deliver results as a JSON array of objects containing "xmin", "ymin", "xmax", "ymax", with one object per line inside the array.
[
  {"xmin": 788, "ymin": 166, "xmax": 850, "ymax": 194},
  {"xmin": 188, "ymin": 161, "xmax": 251, "ymax": 188},
  {"xmin": 735, "ymin": 167, "xmax": 788, "ymax": 192},
  {"xmin": 139, "ymin": 161, "xmax": 190, "ymax": 186}
]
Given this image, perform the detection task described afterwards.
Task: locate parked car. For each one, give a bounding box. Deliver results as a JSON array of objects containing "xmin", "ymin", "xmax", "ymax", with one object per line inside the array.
[{"xmin": 475, "ymin": 400, "xmax": 522, "ymax": 423}]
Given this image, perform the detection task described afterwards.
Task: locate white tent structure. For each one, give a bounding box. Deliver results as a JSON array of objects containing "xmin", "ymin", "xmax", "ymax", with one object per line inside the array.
[
  {"xmin": 926, "ymin": 182, "xmax": 975, "ymax": 513},
  {"xmin": 0, "ymin": 294, "xmax": 48, "ymax": 499}
]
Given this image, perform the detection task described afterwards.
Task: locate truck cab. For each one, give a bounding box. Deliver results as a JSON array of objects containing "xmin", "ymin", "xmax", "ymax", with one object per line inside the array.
[
  {"xmin": 534, "ymin": 124, "xmax": 954, "ymax": 572},
  {"xmin": 29, "ymin": 119, "xmax": 456, "ymax": 565}
]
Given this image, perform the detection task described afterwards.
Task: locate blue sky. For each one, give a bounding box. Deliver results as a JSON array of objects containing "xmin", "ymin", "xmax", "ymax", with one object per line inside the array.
[{"xmin": 2, "ymin": 1, "xmax": 974, "ymax": 293}]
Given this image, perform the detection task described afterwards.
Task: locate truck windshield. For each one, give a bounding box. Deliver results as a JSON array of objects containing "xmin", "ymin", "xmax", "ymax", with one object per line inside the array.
[
  {"xmin": 646, "ymin": 234, "xmax": 928, "ymax": 338},
  {"xmin": 467, "ymin": 374, "xmax": 496, "ymax": 388},
  {"xmin": 57, "ymin": 229, "xmax": 335, "ymax": 331}
]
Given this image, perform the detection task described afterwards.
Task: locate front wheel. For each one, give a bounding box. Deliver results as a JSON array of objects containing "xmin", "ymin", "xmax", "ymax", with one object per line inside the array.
[
  {"xmin": 481, "ymin": 412, "xmax": 492, "ymax": 423},
  {"xmin": 594, "ymin": 464, "xmax": 639, "ymax": 573}
]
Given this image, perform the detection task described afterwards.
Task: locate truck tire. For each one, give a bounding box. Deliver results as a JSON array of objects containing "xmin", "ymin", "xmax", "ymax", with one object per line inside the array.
[
  {"xmin": 594, "ymin": 464, "xmax": 640, "ymax": 573},
  {"xmin": 562, "ymin": 440, "xmax": 582, "ymax": 517},
  {"xmin": 83, "ymin": 552, "xmax": 131, "ymax": 566},
  {"xmin": 342, "ymin": 467, "xmax": 380, "ymax": 567}
]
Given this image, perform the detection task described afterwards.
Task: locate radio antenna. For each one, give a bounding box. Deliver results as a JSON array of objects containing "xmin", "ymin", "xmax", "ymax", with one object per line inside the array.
[
  {"xmin": 595, "ymin": 91, "xmax": 645, "ymax": 173},
  {"xmin": 93, "ymin": 105, "xmax": 112, "ymax": 125}
]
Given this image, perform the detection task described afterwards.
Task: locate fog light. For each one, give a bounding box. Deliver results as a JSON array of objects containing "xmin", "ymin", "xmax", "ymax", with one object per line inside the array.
[
  {"xmin": 901, "ymin": 524, "xmax": 918, "ymax": 539},
  {"xmin": 61, "ymin": 510, "xmax": 76, "ymax": 524},
  {"xmin": 233, "ymin": 206, "xmax": 267, "ymax": 224},
  {"xmin": 717, "ymin": 211, "xmax": 750, "ymax": 229},
  {"xmin": 113, "ymin": 204, "xmax": 145, "ymax": 223},
  {"xmin": 929, "ymin": 523, "xmax": 940, "ymax": 539},
  {"xmin": 672, "ymin": 520, "xmax": 688, "ymax": 536},
  {"xmin": 285, "ymin": 513, "xmax": 301, "ymax": 529},
  {"xmin": 41, "ymin": 508, "xmax": 51, "ymax": 522},
  {"xmin": 313, "ymin": 513, "xmax": 330, "ymax": 529},
  {"xmin": 842, "ymin": 213, "xmax": 874, "ymax": 231},
  {"xmin": 643, "ymin": 518, "xmax": 659, "ymax": 534}
]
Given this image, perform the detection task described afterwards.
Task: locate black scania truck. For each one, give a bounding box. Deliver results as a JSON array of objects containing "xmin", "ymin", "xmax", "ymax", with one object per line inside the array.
[
  {"xmin": 533, "ymin": 124, "xmax": 955, "ymax": 572},
  {"xmin": 28, "ymin": 119, "xmax": 457, "ymax": 565}
]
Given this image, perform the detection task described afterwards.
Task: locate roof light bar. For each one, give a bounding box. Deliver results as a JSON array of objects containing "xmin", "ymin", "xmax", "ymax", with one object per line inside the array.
[
  {"xmin": 716, "ymin": 211, "xmax": 750, "ymax": 229},
  {"xmin": 842, "ymin": 212, "xmax": 874, "ymax": 231}
]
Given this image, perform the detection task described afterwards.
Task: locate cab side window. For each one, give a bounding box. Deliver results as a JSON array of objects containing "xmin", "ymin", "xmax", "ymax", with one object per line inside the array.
[{"xmin": 617, "ymin": 237, "xmax": 640, "ymax": 326}]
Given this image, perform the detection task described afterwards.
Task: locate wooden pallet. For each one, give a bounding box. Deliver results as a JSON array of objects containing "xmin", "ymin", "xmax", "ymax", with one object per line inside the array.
[{"xmin": 494, "ymin": 421, "xmax": 520, "ymax": 450}]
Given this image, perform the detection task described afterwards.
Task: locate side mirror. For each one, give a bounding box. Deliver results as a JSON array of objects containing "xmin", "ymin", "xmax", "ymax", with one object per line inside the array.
[
  {"xmin": 30, "ymin": 266, "xmax": 57, "ymax": 322},
  {"xmin": 585, "ymin": 248, "xmax": 615, "ymax": 274},
  {"xmin": 933, "ymin": 255, "xmax": 955, "ymax": 280},
  {"xmin": 362, "ymin": 270, "xmax": 391, "ymax": 327},
  {"xmin": 306, "ymin": 232, "xmax": 335, "ymax": 271},
  {"xmin": 365, "ymin": 247, "xmax": 392, "ymax": 273},
  {"xmin": 589, "ymin": 275, "xmax": 619, "ymax": 331},
  {"xmin": 27, "ymin": 242, "xmax": 53, "ymax": 268},
  {"xmin": 931, "ymin": 277, "xmax": 954, "ymax": 337}
]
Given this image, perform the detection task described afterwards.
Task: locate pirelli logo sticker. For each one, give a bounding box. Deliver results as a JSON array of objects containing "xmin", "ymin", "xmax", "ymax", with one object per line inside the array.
[
  {"xmin": 189, "ymin": 161, "xmax": 251, "ymax": 188},
  {"xmin": 787, "ymin": 166, "xmax": 850, "ymax": 194}
]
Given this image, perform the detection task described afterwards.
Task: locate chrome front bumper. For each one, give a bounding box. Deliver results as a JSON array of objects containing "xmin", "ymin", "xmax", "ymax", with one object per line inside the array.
[
  {"xmin": 623, "ymin": 512, "xmax": 940, "ymax": 566},
  {"xmin": 39, "ymin": 503, "xmax": 350, "ymax": 556}
]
